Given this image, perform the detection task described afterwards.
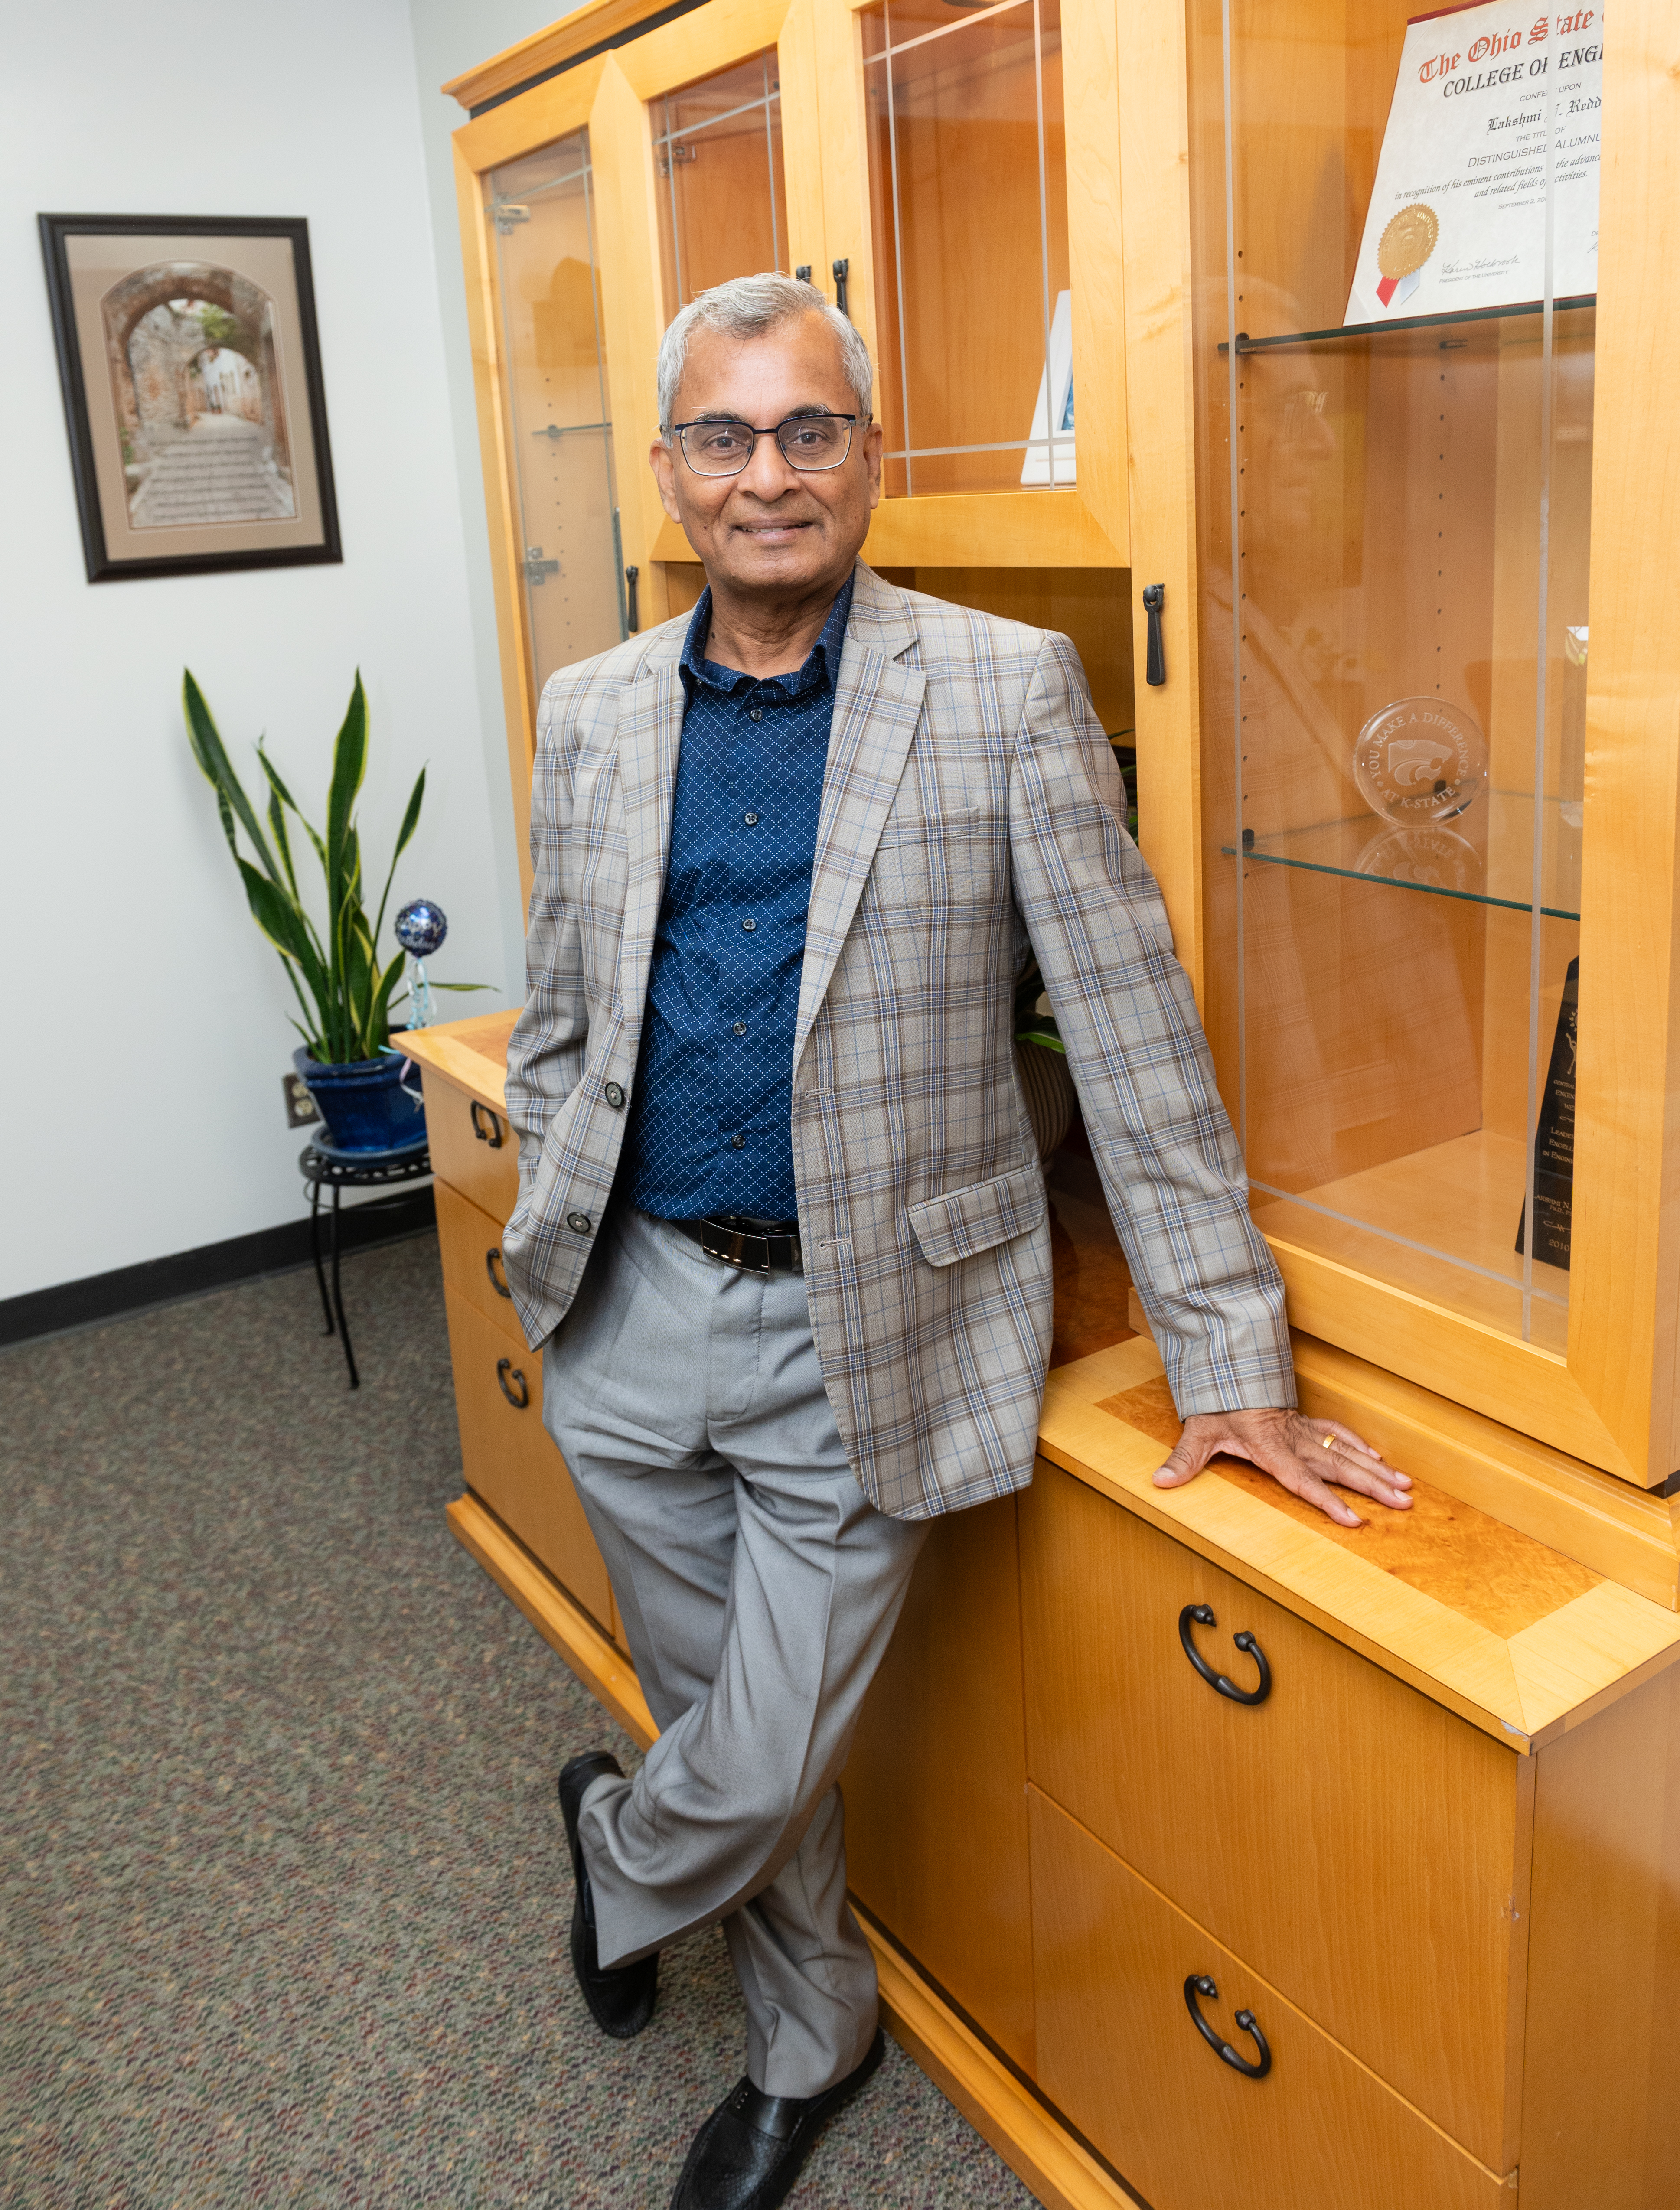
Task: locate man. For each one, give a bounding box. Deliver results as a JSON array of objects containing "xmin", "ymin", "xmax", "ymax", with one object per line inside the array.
[{"xmin": 501, "ymin": 273, "xmax": 1410, "ymax": 2210}]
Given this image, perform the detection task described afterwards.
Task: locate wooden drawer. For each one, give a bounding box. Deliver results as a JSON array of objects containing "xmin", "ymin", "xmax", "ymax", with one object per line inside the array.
[
  {"xmin": 423, "ymin": 1069, "xmax": 518, "ymax": 1222},
  {"xmin": 437, "ymin": 1180, "xmax": 522, "ymax": 1344},
  {"xmin": 1030, "ymin": 1788, "xmax": 1507, "ymax": 2210},
  {"xmin": 1020, "ymin": 1464, "xmax": 1524, "ymax": 2170},
  {"xmin": 443, "ymin": 1285, "xmax": 613, "ymax": 1631}
]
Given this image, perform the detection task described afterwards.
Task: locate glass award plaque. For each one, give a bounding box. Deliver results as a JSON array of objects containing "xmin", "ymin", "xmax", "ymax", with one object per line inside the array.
[{"xmin": 1351, "ymin": 696, "xmax": 1487, "ymax": 824}]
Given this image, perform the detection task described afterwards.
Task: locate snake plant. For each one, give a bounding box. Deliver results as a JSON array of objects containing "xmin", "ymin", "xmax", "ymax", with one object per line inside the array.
[{"xmin": 183, "ymin": 669, "xmax": 475, "ymax": 1063}]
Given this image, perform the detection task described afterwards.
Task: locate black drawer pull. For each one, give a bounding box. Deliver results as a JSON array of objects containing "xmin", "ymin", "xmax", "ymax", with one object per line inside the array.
[
  {"xmin": 496, "ymin": 1357, "xmax": 529, "ymax": 1409},
  {"xmin": 486, "ymin": 1247, "xmax": 512, "ymax": 1298},
  {"xmin": 1143, "ymin": 582, "xmax": 1166, "ymax": 686},
  {"xmin": 470, "ymin": 1101, "xmax": 505, "ymax": 1148},
  {"xmin": 1179, "ymin": 1603, "xmax": 1272, "ymax": 1705},
  {"xmin": 1184, "ymin": 1975, "xmax": 1272, "ymax": 2078}
]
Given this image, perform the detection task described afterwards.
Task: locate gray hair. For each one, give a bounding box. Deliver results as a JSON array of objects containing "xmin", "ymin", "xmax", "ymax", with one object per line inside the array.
[{"xmin": 656, "ymin": 272, "xmax": 873, "ymax": 435}]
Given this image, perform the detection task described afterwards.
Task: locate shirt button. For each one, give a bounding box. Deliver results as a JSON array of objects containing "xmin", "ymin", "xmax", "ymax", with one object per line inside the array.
[
  {"xmin": 748, "ymin": 707, "xmax": 763, "ymax": 721},
  {"xmin": 604, "ymin": 1081, "xmax": 625, "ymax": 1108},
  {"xmin": 741, "ymin": 917, "xmax": 757, "ymax": 932},
  {"xmin": 730, "ymin": 1134, "xmax": 746, "ymax": 1149},
  {"xmin": 743, "ymin": 812, "xmax": 759, "ymax": 826},
  {"xmin": 733, "ymin": 1021, "xmax": 747, "ymax": 1035},
  {"xmin": 566, "ymin": 1211, "xmax": 592, "ymax": 1234}
]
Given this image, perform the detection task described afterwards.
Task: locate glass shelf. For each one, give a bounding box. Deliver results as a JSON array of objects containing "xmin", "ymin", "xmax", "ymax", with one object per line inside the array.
[
  {"xmin": 1220, "ymin": 296, "xmax": 1595, "ymax": 355},
  {"xmin": 1222, "ymin": 794, "xmax": 1581, "ymax": 922}
]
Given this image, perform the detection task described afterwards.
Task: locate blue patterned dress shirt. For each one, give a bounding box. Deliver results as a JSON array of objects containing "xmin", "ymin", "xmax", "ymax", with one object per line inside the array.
[{"xmin": 620, "ymin": 579, "xmax": 854, "ymax": 1222}]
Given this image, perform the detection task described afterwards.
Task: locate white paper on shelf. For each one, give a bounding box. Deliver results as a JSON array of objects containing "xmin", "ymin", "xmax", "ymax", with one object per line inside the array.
[
  {"xmin": 1344, "ymin": 1, "xmax": 1601, "ymax": 327},
  {"xmin": 1020, "ymin": 289, "xmax": 1075, "ymax": 486}
]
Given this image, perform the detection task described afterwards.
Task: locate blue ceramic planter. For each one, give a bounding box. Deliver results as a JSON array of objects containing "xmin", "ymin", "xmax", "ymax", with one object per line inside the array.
[{"xmin": 294, "ymin": 1040, "xmax": 425, "ymax": 1154}]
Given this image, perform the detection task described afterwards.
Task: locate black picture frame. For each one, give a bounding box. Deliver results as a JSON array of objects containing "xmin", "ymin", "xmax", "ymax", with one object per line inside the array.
[{"xmin": 39, "ymin": 212, "xmax": 343, "ymax": 583}]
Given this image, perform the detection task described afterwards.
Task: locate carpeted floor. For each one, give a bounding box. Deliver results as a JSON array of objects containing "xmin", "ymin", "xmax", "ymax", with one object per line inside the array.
[{"xmin": 0, "ymin": 1235, "xmax": 1037, "ymax": 2210}]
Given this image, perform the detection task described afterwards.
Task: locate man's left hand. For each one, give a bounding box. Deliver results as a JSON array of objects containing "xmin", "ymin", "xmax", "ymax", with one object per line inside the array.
[{"xmin": 1153, "ymin": 1407, "xmax": 1412, "ymax": 1528}]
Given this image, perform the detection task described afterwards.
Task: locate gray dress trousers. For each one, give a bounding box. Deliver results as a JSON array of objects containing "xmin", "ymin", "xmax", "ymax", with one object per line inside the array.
[{"xmin": 541, "ymin": 1202, "xmax": 928, "ymax": 2099}]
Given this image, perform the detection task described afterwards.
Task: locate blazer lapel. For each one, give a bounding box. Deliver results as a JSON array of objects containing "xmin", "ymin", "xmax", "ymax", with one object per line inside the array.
[
  {"xmin": 795, "ymin": 567, "xmax": 926, "ymax": 1058},
  {"xmin": 615, "ymin": 651, "xmax": 684, "ymax": 1033}
]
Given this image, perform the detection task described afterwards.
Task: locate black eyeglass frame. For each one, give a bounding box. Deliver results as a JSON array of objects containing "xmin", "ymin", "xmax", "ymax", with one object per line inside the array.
[{"xmin": 670, "ymin": 412, "xmax": 865, "ymax": 476}]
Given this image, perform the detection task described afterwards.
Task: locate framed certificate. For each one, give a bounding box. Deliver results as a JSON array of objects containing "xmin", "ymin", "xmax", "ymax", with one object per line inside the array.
[{"xmin": 1346, "ymin": 2, "xmax": 1602, "ymax": 325}]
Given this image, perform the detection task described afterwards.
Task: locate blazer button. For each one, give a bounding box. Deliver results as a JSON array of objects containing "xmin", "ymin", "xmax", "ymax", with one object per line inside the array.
[
  {"xmin": 604, "ymin": 1082, "xmax": 626, "ymax": 1108},
  {"xmin": 566, "ymin": 1211, "xmax": 592, "ymax": 1234}
]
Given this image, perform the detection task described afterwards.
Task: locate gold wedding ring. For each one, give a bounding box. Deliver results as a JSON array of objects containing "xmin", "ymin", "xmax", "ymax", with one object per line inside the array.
[{"xmin": 1320, "ymin": 1433, "xmax": 1335, "ymax": 1450}]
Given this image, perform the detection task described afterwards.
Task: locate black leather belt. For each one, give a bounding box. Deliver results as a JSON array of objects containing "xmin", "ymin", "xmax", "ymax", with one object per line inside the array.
[{"xmin": 667, "ymin": 1214, "xmax": 803, "ymax": 1274}]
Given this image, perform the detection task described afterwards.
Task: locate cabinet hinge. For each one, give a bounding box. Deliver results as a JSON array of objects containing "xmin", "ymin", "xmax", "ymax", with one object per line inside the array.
[{"xmin": 524, "ymin": 545, "xmax": 559, "ymax": 585}]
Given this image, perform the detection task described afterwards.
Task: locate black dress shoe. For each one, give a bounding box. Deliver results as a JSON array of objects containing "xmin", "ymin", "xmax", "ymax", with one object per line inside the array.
[
  {"xmin": 557, "ymin": 1751, "xmax": 658, "ymax": 2039},
  {"xmin": 669, "ymin": 2028, "xmax": 886, "ymax": 2210}
]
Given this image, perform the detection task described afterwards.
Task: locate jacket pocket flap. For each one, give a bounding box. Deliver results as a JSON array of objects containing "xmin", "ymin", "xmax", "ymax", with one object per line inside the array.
[{"xmin": 907, "ymin": 1164, "xmax": 1047, "ymax": 1268}]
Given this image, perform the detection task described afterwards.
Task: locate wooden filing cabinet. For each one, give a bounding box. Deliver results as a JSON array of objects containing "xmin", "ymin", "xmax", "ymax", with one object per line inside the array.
[{"xmin": 401, "ymin": 1010, "xmax": 620, "ymax": 1649}]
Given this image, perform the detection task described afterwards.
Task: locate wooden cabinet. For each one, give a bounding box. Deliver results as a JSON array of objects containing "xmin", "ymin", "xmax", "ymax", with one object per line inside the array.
[
  {"xmin": 401, "ymin": 1012, "xmax": 620, "ymax": 1643},
  {"xmin": 443, "ymin": 0, "xmax": 1135, "ymax": 897},
  {"xmin": 421, "ymin": 1, "xmax": 1680, "ymax": 2204},
  {"xmin": 1021, "ymin": 1462, "xmax": 1526, "ymax": 2168},
  {"xmin": 443, "ymin": 1286, "xmax": 615, "ymax": 1630},
  {"xmin": 840, "ymin": 1493, "xmax": 1036, "ymax": 2074}
]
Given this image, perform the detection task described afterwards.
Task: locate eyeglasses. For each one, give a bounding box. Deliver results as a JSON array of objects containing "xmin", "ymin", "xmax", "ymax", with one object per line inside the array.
[{"xmin": 672, "ymin": 413, "xmax": 861, "ymax": 477}]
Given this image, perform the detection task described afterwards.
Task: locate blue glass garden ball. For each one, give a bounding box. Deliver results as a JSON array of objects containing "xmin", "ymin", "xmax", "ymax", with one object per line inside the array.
[{"xmin": 395, "ymin": 898, "xmax": 447, "ymax": 957}]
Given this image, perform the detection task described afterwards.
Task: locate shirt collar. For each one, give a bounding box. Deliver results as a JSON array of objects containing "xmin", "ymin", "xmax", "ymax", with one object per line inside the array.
[{"xmin": 679, "ymin": 575, "xmax": 855, "ymax": 700}]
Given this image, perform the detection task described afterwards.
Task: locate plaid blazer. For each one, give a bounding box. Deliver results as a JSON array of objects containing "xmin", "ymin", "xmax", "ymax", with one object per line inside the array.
[{"xmin": 502, "ymin": 561, "xmax": 1294, "ymax": 1520}]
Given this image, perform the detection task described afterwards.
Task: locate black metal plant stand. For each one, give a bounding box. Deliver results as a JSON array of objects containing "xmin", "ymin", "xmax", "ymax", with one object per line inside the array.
[{"xmin": 299, "ymin": 1140, "xmax": 432, "ymax": 1388}]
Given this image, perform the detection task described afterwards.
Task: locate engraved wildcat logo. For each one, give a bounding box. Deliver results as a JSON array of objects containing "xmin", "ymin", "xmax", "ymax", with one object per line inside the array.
[{"xmin": 1385, "ymin": 737, "xmax": 1453, "ymax": 788}]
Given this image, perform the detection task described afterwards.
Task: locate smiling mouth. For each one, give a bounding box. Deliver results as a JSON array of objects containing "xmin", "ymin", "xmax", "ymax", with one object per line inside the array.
[{"xmin": 734, "ymin": 519, "xmax": 813, "ymax": 534}]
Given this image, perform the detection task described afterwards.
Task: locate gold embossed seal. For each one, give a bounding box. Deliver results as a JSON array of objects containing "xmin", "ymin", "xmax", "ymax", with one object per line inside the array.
[{"xmin": 1378, "ymin": 203, "xmax": 1439, "ymax": 281}]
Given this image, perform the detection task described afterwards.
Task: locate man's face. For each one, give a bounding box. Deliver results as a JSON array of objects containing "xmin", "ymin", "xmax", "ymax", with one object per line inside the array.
[{"xmin": 649, "ymin": 313, "xmax": 882, "ymax": 600}]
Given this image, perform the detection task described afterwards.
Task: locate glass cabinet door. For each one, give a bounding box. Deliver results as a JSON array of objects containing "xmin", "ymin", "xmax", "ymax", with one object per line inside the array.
[
  {"xmin": 487, "ymin": 133, "xmax": 625, "ymax": 702},
  {"xmin": 1193, "ymin": 2, "xmax": 1599, "ymax": 1361},
  {"xmin": 861, "ymin": 0, "xmax": 1070, "ymax": 497},
  {"xmin": 653, "ymin": 52, "xmax": 789, "ymax": 317}
]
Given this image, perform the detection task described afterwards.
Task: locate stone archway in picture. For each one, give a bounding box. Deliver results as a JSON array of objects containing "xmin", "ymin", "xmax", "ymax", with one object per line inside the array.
[{"xmin": 101, "ymin": 261, "xmax": 296, "ymax": 527}]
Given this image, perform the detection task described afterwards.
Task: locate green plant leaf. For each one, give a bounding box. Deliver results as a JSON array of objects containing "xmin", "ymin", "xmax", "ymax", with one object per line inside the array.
[
  {"xmin": 343, "ymin": 913, "xmax": 375, "ymax": 1057},
  {"xmin": 429, "ymin": 981, "xmax": 493, "ymax": 992},
  {"xmin": 372, "ymin": 767, "xmax": 426, "ymax": 947},
  {"xmin": 325, "ymin": 674, "xmax": 368, "ymax": 955},
  {"xmin": 369, "ymin": 947, "xmax": 409, "ymax": 1042},
  {"xmin": 265, "ymin": 784, "xmax": 298, "ymax": 899},
  {"xmin": 258, "ymin": 743, "xmax": 329, "ymax": 872},
  {"xmin": 237, "ymin": 857, "xmax": 326, "ymax": 992},
  {"xmin": 183, "ymin": 670, "xmax": 281, "ymax": 881}
]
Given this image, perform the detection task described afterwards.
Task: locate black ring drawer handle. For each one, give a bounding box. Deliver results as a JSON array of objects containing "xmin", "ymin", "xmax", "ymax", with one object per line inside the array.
[
  {"xmin": 496, "ymin": 1357, "xmax": 529, "ymax": 1409},
  {"xmin": 486, "ymin": 1246, "xmax": 512, "ymax": 1298},
  {"xmin": 1184, "ymin": 1975, "xmax": 1272, "ymax": 2079},
  {"xmin": 1179, "ymin": 1603, "xmax": 1272, "ymax": 1705},
  {"xmin": 471, "ymin": 1101, "xmax": 505, "ymax": 1148}
]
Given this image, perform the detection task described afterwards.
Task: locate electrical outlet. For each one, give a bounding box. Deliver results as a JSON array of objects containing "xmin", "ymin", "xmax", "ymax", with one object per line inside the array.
[{"xmin": 283, "ymin": 1072, "xmax": 320, "ymax": 1130}]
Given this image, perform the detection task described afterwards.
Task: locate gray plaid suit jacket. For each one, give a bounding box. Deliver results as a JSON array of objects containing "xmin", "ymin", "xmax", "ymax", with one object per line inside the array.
[{"xmin": 502, "ymin": 561, "xmax": 1294, "ymax": 1520}]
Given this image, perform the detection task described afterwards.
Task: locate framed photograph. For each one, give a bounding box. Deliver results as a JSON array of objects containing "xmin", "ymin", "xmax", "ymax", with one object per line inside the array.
[{"xmin": 39, "ymin": 213, "xmax": 342, "ymax": 583}]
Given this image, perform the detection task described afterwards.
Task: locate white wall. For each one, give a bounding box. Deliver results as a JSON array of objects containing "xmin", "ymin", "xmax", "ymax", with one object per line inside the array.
[{"xmin": 0, "ymin": 0, "xmax": 520, "ymax": 1301}]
